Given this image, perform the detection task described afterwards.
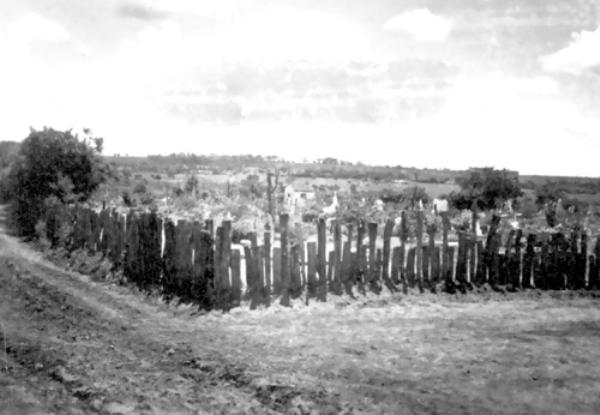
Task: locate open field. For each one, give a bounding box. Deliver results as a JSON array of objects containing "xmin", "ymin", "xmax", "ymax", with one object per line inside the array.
[{"xmin": 1, "ymin": 206, "xmax": 600, "ymax": 414}]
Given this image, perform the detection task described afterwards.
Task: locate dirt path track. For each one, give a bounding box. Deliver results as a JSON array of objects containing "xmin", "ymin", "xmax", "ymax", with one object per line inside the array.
[{"xmin": 0, "ymin": 208, "xmax": 333, "ymax": 415}]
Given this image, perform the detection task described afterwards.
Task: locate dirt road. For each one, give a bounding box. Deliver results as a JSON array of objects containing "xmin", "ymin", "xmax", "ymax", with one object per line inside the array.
[{"xmin": 1, "ymin": 206, "xmax": 600, "ymax": 414}]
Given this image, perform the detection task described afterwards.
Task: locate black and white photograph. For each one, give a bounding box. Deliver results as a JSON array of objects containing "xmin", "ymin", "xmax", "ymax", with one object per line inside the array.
[{"xmin": 1, "ymin": 0, "xmax": 600, "ymax": 413}]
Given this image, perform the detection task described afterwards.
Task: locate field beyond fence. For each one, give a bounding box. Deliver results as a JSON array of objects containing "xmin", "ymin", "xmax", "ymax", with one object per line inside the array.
[{"xmin": 42, "ymin": 205, "xmax": 600, "ymax": 311}]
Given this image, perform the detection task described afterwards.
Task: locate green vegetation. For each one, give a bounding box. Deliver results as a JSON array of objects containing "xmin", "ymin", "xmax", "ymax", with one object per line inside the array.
[
  {"xmin": 4, "ymin": 128, "xmax": 109, "ymax": 237},
  {"xmin": 0, "ymin": 141, "xmax": 20, "ymax": 202},
  {"xmin": 2, "ymin": 133, "xmax": 600, "ymax": 237},
  {"xmin": 449, "ymin": 168, "xmax": 522, "ymax": 210}
]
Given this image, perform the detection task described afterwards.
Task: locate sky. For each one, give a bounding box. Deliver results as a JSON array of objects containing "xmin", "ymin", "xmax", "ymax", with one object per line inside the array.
[{"xmin": 0, "ymin": 0, "xmax": 599, "ymax": 176}]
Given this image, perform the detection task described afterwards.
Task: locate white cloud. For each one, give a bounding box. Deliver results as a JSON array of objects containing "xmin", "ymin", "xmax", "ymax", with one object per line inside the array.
[
  {"xmin": 140, "ymin": 0, "xmax": 250, "ymax": 21},
  {"xmin": 427, "ymin": 73, "xmax": 600, "ymax": 174},
  {"xmin": 2, "ymin": 7, "xmax": 599, "ymax": 176},
  {"xmin": 215, "ymin": 8, "xmax": 373, "ymax": 62},
  {"xmin": 112, "ymin": 7, "xmax": 373, "ymax": 70},
  {"xmin": 541, "ymin": 27, "xmax": 600, "ymax": 73},
  {"xmin": 384, "ymin": 9, "xmax": 452, "ymax": 42},
  {"xmin": 6, "ymin": 13, "xmax": 71, "ymax": 45}
]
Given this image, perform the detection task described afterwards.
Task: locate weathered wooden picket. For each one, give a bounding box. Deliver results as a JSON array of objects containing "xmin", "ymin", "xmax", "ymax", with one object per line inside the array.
[{"xmin": 44, "ymin": 205, "xmax": 600, "ymax": 311}]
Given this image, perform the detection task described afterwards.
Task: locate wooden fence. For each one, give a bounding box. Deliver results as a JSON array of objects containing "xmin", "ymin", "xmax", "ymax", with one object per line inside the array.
[{"xmin": 43, "ymin": 205, "xmax": 600, "ymax": 311}]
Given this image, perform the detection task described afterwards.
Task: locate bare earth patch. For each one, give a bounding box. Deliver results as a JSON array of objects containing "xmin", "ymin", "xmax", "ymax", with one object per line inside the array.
[{"xmin": 1, "ymin": 217, "xmax": 600, "ymax": 414}]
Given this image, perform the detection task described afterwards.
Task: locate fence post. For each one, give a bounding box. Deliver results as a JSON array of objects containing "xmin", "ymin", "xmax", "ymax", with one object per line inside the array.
[
  {"xmin": 245, "ymin": 243, "xmax": 256, "ymax": 309},
  {"xmin": 367, "ymin": 222, "xmax": 380, "ymax": 293},
  {"xmin": 98, "ymin": 208, "xmax": 109, "ymax": 254},
  {"xmin": 522, "ymin": 234, "xmax": 535, "ymax": 288},
  {"xmin": 356, "ymin": 221, "xmax": 366, "ymax": 295},
  {"xmin": 589, "ymin": 255, "xmax": 597, "ymax": 290},
  {"xmin": 567, "ymin": 230, "xmax": 577, "ymax": 289},
  {"xmin": 106, "ymin": 210, "xmax": 116, "ymax": 262},
  {"xmin": 592, "ymin": 237, "xmax": 600, "ymax": 289},
  {"xmin": 290, "ymin": 244, "xmax": 302, "ymax": 299},
  {"xmin": 192, "ymin": 222, "xmax": 213, "ymax": 309},
  {"xmin": 258, "ymin": 245, "xmax": 269, "ymax": 306},
  {"xmin": 553, "ymin": 233, "xmax": 565, "ymax": 290},
  {"xmin": 317, "ymin": 218, "xmax": 327, "ymax": 301},
  {"xmin": 391, "ymin": 247, "xmax": 401, "ymax": 286},
  {"xmin": 470, "ymin": 208, "xmax": 478, "ymax": 285},
  {"xmin": 162, "ymin": 219, "xmax": 176, "ymax": 298},
  {"xmin": 124, "ymin": 211, "xmax": 141, "ymax": 288},
  {"xmin": 382, "ymin": 219, "xmax": 396, "ymax": 292},
  {"xmin": 400, "ymin": 211, "xmax": 409, "ymax": 294},
  {"xmin": 538, "ymin": 237, "xmax": 549, "ymax": 290},
  {"xmin": 415, "ymin": 211, "xmax": 424, "ymax": 293},
  {"xmin": 426, "ymin": 223, "xmax": 436, "ymax": 290},
  {"xmin": 327, "ymin": 251, "xmax": 334, "ymax": 286},
  {"xmin": 264, "ymin": 230, "xmax": 272, "ymax": 301},
  {"xmin": 272, "ymin": 246, "xmax": 282, "ymax": 295},
  {"xmin": 332, "ymin": 220, "xmax": 343, "ymax": 295},
  {"xmin": 231, "ymin": 249, "xmax": 241, "ymax": 307},
  {"xmin": 222, "ymin": 220, "xmax": 232, "ymax": 301},
  {"xmin": 280, "ymin": 214, "xmax": 290, "ymax": 307},
  {"xmin": 141, "ymin": 211, "xmax": 162, "ymax": 290},
  {"xmin": 307, "ymin": 242, "xmax": 318, "ymax": 299},
  {"xmin": 181, "ymin": 221, "xmax": 194, "ymax": 300},
  {"xmin": 204, "ymin": 219, "xmax": 214, "ymax": 238},
  {"xmin": 342, "ymin": 224, "xmax": 353, "ymax": 295},
  {"xmin": 295, "ymin": 223, "xmax": 306, "ymax": 289},
  {"xmin": 441, "ymin": 212, "xmax": 450, "ymax": 290},
  {"xmin": 513, "ymin": 229, "xmax": 523, "ymax": 289},
  {"xmin": 406, "ymin": 247, "xmax": 416, "ymax": 288},
  {"xmin": 456, "ymin": 231, "xmax": 468, "ymax": 290},
  {"xmin": 579, "ymin": 233, "xmax": 588, "ymax": 290},
  {"xmin": 485, "ymin": 214, "xmax": 501, "ymax": 288},
  {"xmin": 440, "ymin": 212, "xmax": 452, "ymax": 284},
  {"xmin": 501, "ymin": 230, "xmax": 515, "ymax": 286},
  {"xmin": 249, "ymin": 232, "xmax": 262, "ymax": 309},
  {"xmin": 88, "ymin": 209, "xmax": 98, "ymax": 253},
  {"xmin": 376, "ymin": 248, "xmax": 383, "ymax": 288},
  {"xmin": 214, "ymin": 226, "xmax": 224, "ymax": 307}
]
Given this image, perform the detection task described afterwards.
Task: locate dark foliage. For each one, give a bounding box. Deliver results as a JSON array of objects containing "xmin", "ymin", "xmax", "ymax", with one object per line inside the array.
[
  {"xmin": 449, "ymin": 167, "xmax": 522, "ymax": 210},
  {"xmin": 0, "ymin": 141, "xmax": 21, "ymax": 202},
  {"xmin": 6, "ymin": 128, "xmax": 108, "ymax": 237},
  {"xmin": 535, "ymin": 183, "xmax": 565, "ymax": 206}
]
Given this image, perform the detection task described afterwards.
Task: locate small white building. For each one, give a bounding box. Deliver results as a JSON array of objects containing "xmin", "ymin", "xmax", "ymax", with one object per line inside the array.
[
  {"xmin": 432, "ymin": 198, "xmax": 449, "ymax": 215},
  {"xmin": 284, "ymin": 185, "xmax": 316, "ymax": 214}
]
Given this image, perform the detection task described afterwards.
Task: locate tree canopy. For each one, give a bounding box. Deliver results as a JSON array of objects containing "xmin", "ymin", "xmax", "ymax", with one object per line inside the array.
[
  {"xmin": 449, "ymin": 167, "xmax": 522, "ymax": 211},
  {"xmin": 6, "ymin": 127, "xmax": 108, "ymax": 236}
]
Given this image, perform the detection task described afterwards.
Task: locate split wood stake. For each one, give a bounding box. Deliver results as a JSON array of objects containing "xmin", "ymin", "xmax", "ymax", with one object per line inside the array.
[{"xmin": 1, "ymin": 322, "xmax": 7, "ymax": 372}]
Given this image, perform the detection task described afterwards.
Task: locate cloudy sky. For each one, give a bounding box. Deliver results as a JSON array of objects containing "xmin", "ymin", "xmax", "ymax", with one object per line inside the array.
[{"xmin": 1, "ymin": 0, "xmax": 599, "ymax": 175}]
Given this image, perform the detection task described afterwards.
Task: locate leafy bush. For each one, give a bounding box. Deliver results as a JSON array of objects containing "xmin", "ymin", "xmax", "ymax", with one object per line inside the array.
[
  {"xmin": 450, "ymin": 168, "xmax": 522, "ymax": 210},
  {"xmin": 133, "ymin": 182, "xmax": 147, "ymax": 194},
  {"xmin": 184, "ymin": 175, "xmax": 199, "ymax": 194},
  {"xmin": 6, "ymin": 128, "xmax": 108, "ymax": 237},
  {"xmin": 535, "ymin": 183, "xmax": 564, "ymax": 206},
  {"xmin": 516, "ymin": 195, "xmax": 538, "ymax": 219},
  {"xmin": 239, "ymin": 174, "xmax": 264, "ymax": 199},
  {"xmin": 122, "ymin": 191, "xmax": 134, "ymax": 207},
  {"xmin": 138, "ymin": 192, "xmax": 155, "ymax": 206},
  {"xmin": 401, "ymin": 186, "xmax": 430, "ymax": 208}
]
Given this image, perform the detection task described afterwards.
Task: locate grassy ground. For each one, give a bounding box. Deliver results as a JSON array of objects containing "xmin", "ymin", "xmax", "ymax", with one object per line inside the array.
[{"xmin": 193, "ymin": 292, "xmax": 600, "ymax": 414}]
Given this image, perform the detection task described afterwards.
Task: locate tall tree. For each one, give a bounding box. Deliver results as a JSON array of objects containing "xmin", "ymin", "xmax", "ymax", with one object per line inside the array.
[
  {"xmin": 450, "ymin": 167, "xmax": 522, "ymax": 211},
  {"xmin": 7, "ymin": 127, "xmax": 108, "ymax": 236}
]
